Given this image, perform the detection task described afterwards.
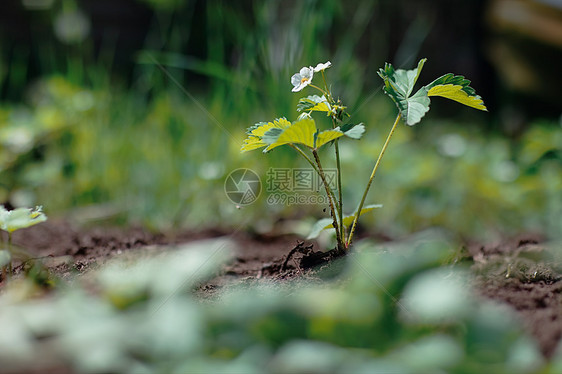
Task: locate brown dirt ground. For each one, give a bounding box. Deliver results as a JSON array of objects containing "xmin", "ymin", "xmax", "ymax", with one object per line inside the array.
[
  {"xmin": 2, "ymin": 221, "xmax": 561, "ymax": 358},
  {"xmin": 468, "ymin": 238, "xmax": 562, "ymax": 358}
]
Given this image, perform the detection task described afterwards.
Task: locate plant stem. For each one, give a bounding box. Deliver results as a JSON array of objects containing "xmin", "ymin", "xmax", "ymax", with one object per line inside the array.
[
  {"xmin": 289, "ymin": 144, "xmax": 339, "ymax": 206},
  {"xmin": 334, "ymin": 141, "xmax": 344, "ymax": 240},
  {"xmin": 312, "ymin": 149, "xmax": 344, "ymax": 251},
  {"xmin": 7, "ymin": 232, "xmax": 12, "ymax": 279},
  {"xmin": 0, "ymin": 232, "xmax": 3, "ymax": 281},
  {"xmin": 346, "ymin": 114, "xmax": 401, "ymax": 247},
  {"xmin": 331, "ymin": 116, "xmax": 344, "ymax": 243},
  {"xmin": 320, "ymin": 71, "xmax": 333, "ymax": 102},
  {"xmin": 308, "ymin": 84, "xmax": 326, "ymax": 96}
]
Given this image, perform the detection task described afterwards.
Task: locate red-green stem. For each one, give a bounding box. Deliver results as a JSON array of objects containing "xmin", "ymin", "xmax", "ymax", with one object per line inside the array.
[
  {"xmin": 331, "ymin": 117, "xmax": 344, "ymax": 244},
  {"xmin": 335, "ymin": 141, "xmax": 344, "ymax": 241},
  {"xmin": 7, "ymin": 232, "xmax": 12, "ymax": 279},
  {"xmin": 312, "ymin": 149, "xmax": 344, "ymax": 251},
  {"xmin": 346, "ymin": 114, "xmax": 401, "ymax": 247},
  {"xmin": 0, "ymin": 232, "xmax": 3, "ymax": 281}
]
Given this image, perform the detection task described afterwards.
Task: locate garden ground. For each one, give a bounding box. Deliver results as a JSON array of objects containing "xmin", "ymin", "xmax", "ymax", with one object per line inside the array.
[{"xmin": 3, "ymin": 219, "xmax": 562, "ymax": 359}]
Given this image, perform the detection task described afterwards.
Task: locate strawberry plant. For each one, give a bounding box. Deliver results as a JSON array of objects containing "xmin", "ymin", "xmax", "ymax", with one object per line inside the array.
[
  {"xmin": 242, "ymin": 59, "xmax": 486, "ymax": 253},
  {"xmin": 0, "ymin": 205, "xmax": 47, "ymax": 280}
]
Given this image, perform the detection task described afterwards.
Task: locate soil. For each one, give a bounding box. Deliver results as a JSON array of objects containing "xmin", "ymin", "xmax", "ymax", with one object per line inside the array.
[
  {"xmin": 468, "ymin": 238, "xmax": 562, "ymax": 358},
  {"xmin": 1, "ymin": 220, "xmax": 561, "ymax": 358}
]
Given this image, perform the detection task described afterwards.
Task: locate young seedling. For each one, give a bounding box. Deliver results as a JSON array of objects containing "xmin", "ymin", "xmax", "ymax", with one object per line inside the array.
[
  {"xmin": 0, "ymin": 205, "xmax": 47, "ymax": 280},
  {"xmin": 241, "ymin": 59, "xmax": 486, "ymax": 253}
]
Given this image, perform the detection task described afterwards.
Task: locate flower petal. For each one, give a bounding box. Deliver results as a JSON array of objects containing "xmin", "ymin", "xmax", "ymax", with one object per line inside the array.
[
  {"xmin": 292, "ymin": 79, "xmax": 312, "ymax": 92},
  {"xmin": 313, "ymin": 61, "xmax": 332, "ymax": 72},
  {"xmin": 292, "ymin": 84, "xmax": 304, "ymax": 92},
  {"xmin": 291, "ymin": 73, "xmax": 302, "ymax": 87},
  {"xmin": 299, "ymin": 67, "xmax": 313, "ymax": 78}
]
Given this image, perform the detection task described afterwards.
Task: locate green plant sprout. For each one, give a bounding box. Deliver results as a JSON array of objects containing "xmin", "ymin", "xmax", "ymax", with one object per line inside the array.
[
  {"xmin": 0, "ymin": 205, "xmax": 47, "ymax": 280},
  {"xmin": 242, "ymin": 59, "xmax": 486, "ymax": 253}
]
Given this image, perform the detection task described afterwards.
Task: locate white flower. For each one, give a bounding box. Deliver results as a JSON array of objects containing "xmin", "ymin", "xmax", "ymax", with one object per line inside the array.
[
  {"xmin": 291, "ymin": 66, "xmax": 314, "ymax": 92},
  {"xmin": 313, "ymin": 61, "xmax": 332, "ymax": 72},
  {"xmin": 0, "ymin": 205, "xmax": 47, "ymax": 233}
]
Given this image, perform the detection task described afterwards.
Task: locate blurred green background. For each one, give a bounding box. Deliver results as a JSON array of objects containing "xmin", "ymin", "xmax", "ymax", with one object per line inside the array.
[{"xmin": 0, "ymin": 0, "xmax": 561, "ymax": 240}]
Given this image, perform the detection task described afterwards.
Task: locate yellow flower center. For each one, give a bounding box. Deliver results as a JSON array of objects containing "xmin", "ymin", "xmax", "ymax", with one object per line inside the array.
[{"xmin": 300, "ymin": 77, "xmax": 309, "ymax": 84}]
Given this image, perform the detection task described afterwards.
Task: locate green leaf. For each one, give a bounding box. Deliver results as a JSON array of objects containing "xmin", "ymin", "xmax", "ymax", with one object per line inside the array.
[
  {"xmin": 341, "ymin": 204, "xmax": 383, "ymax": 228},
  {"xmin": 316, "ymin": 129, "xmax": 344, "ymax": 149},
  {"xmin": 424, "ymin": 73, "xmax": 487, "ymax": 111},
  {"xmin": 0, "ymin": 206, "xmax": 47, "ymax": 233},
  {"xmin": 399, "ymin": 89, "xmax": 431, "ymax": 127},
  {"xmin": 242, "ymin": 117, "xmax": 365, "ymax": 154},
  {"xmin": 378, "ymin": 59, "xmax": 426, "ymax": 98},
  {"xmin": 297, "ymin": 95, "xmax": 332, "ymax": 114},
  {"xmin": 378, "ymin": 59, "xmax": 430, "ymax": 126},
  {"xmin": 379, "ymin": 59, "xmax": 487, "ymax": 124},
  {"xmin": 340, "ymin": 123, "xmax": 365, "ymax": 139},
  {"xmin": 0, "ymin": 249, "xmax": 10, "ymax": 267},
  {"xmin": 395, "ymin": 59, "xmax": 426, "ymax": 97},
  {"xmin": 262, "ymin": 128, "xmax": 285, "ymax": 144},
  {"xmin": 307, "ymin": 204, "xmax": 382, "ymax": 239},
  {"xmin": 306, "ymin": 218, "xmax": 333, "ymax": 240},
  {"xmin": 247, "ymin": 118, "xmax": 291, "ymax": 136},
  {"xmin": 241, "ymin": 118, "xmax": 291, "ymax": 152},
  {"xmin": 241, "ymin": 136, "xmax": 268, "ymax": 152},
  {"xmin": 314, "ymin": 124, "xmax": 366, "ymax": 149},
  {"xmin": 265, "ymin": 118, "xmax": 317, "ymax": 151}
]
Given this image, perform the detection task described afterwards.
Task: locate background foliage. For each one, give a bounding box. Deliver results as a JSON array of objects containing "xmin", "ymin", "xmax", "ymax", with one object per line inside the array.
[{"xmin": 0, "ymin": 0, "xmax": 560, "ymax": 239}]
